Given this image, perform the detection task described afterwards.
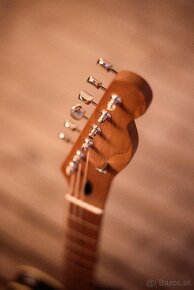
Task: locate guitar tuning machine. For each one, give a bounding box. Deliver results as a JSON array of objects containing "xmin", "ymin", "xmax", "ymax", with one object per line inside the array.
[
  {"xmin": 89, "ymin": 124, "xmax": 102, "ymax": 139},
  {"xmin": 73, "ymin": 150, "xmax": 85, "ymax": 164},
  {"xmin": 98, "ymin": 110, "xmax": 111, "ymax": 124},
  {"xmin": 64, "ymin": 119, "xmax": 81, "ymax": 132},
  {"xmin": 78, "ymin": 91, "xmax": 97, "ymax": 106},
  {"xmin": 107, "ymin": 94, "xmax": 122, "ymax": 111},
  {"xmin": 87, "ymin": 76, "xmax": 106, "ymax": 91},
  {"xmin": 96, "ymin": 58, "xmax": 118, "ymax": 74},
  {"xmin": 71, "ymin": 104, "xmax": 89, "ymax": 120},
  {"xmin": 66, "ymin": 161, "xmax": 78, "ymax": 176},
  {"xmin": 81, "ymin": 138, "xmax": 94, "ymax": 151},
  {"xmin": 58, "ymin": 132, "xmax": 73, "ymax": 144}
]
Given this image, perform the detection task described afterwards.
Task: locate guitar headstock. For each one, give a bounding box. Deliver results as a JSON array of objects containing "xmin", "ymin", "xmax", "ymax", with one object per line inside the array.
[{"xmin": 60, "ymin": 58, "xmax": 152, "ymax": 209}]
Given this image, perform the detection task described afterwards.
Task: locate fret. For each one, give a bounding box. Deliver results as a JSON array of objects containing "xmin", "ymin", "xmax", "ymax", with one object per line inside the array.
[
  {"xmin": 66, "ymin": 241, "xmax": 97, "ymax": 259},
  {"xmin": 67, "ymin": 213, "xmax": 99, "ymax": 231},
  {"xmin": 65, "ymin": 255, "xmax": 95, "ymax": 272},
  {"xmin": 67, "ymin": 218, "xmax": 100, "ymax": 240},
  {"xmin": 64, "ymin": 203, "xmax": 102, "ymax": 289},
  {"xmin": 66, "ymin": 226, "xmax": 97, "ymax": 243}
]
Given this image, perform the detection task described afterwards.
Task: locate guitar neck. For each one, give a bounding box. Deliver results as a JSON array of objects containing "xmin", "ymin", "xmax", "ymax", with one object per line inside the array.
[
  {"xmin": 61, "ymin": 61, "xmax": 152, "ymax": 290},
  {"xmin": 64, "ymin": 196, "xmax": 103, "ymax": 290}
]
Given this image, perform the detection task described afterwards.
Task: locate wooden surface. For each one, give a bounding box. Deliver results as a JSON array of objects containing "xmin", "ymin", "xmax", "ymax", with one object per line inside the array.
[{"xmin": 0, "ymin": 0, "xmax": 193, "ymax": 289}]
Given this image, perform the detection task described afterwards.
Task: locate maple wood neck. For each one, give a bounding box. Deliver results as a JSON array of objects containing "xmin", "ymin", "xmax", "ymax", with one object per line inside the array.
[
  {"xmin": 61, "ymin": 65, "xmax": 152, "ymax": 290},
  {"xmin": 63, "ymin": 195, "xmax": 103, "ymax": 290}
]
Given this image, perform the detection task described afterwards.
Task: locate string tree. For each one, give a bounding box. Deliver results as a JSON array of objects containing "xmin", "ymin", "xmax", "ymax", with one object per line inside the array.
[
  {"xmin": 96, "ymin": 163, "xmax": 109, "ymax": 174},
  {"xmin": 71, "ymin": 104, "xmax": 89, "ymax": 120},
  {"xmin": 96, "ymin": 57, "xmax": 118, "ymax": 74},
  {"xmin": 87, "ymin": 76, "xmax": 106, "ymax": 91},
  {"xmin": 78, "ymin": 91, "xmax": 97, "ymax": 106}
]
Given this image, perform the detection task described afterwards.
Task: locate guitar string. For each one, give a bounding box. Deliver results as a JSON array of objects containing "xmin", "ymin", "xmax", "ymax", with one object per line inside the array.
[
  {"xmin": 68, "ymin": 160, "xmax": 93, "ymax": 289},
  {"xmin": 69, "ymin": 163, "xmax": 82, "ymax": 288},
  {"xmin": 65, "ymin": 172, "xmax": 76, "ymax": 289},
  {"xmin": 66, "ymin": 151, "xmax": 95, "ymax": 289},
  {"xmin": 80, "ymin": 150, "xmax": 96, "ymax": 290}
]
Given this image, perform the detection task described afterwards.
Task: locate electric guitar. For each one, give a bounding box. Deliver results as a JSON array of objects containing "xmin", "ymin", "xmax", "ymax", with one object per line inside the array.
[{"xmin": 7, "ymin": 58, "xmax": 152, "ymax": 290}]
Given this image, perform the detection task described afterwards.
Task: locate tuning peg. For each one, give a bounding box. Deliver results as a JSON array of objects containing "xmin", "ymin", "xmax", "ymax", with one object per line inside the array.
[
  {"xmin": 81, "ymin": 138, "xmax": 94, "ymax": 151},
  {"xmin": 107, "ymin": 94, "xmax": 122, "ymax": 111},
  {"xmin": 87, "ymin": 76, "xmax": 106, "ymax": 91},
  {"xmin": 58, "ymin": 132, "xmax": 73, "ymax": 144},
  {"xmin": 64, "ymin": 119, "xmax": 81, "ymax": 133},
  {"xmin": 89, "ymin": 124, "xmax": 102, "ymax": 139},
  {"xmin": 96, "ymin": 58, "xmax": 118, "ymax": 74},
  {"xmin": 78, "ymin": 91, "xmax": 97, "ymax": 106},
  {"xmin": 98, "ymin": 110, "xmax": 111, "ymax": 124},
  {"xmin": 71, "ymin": 104, "xmax": 89, "ymax": 120},
  {"xmin": 66, "ymin": 161, "xmax": 78, "ymax": 176},
  {"xmin": 73, "ymin": 150, "xmax": 85, "ymax": 164}
]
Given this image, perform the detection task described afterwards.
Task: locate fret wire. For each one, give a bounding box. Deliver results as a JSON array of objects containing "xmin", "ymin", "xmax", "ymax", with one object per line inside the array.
[
  {"xmin": 67, "ymin": 218, "xmax": 99, "ymax": 241},
  {"xmin": 65, "ymin": 255, "xmax": 96, "ymax": 272},
  {"xmin": 65, "ymin": 247, "xmax": 96, "ymax": 266},
  {"xmin": 66, "ymin": 224, "xmax": 98, "ymax": 243},
  {"xmin": 65, "ymin": 245, "xmax": 97, "ymax": 264},
  {"xmin": 67, "ymin": 213, "xmax": 99, "ymax": 231},
  {"xmin": 66, "ymin": 241, "xmax": 97, "ymax": 258}
]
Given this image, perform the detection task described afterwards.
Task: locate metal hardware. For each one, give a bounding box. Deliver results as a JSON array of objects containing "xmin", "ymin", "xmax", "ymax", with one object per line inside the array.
[
  {"xmin": 107, "ymin": 94, "xmax": 122, "ymax": 111},
  {"xmin": 98, "ymin": 110, "xmax": 111, "ymax": 124},
  {"xmin": 78, "ymin": 91, "xmax": 97, "ymax": 106},
  {"xmin": 96, "ymin": 58, "xmax": 118, "ymax": 74},
  {"xmin": 89, "ymin": 124, "xmax": 102, "ymax": 139},
  {"xmin": 73, "ymin": 150, "xmax": 85, "ymax": 163},
  {"xmin": 96, "ymin": 163, "xmax": 109, "ymax": 174},
  {"xmin": 64, "ymin": 119, "xmax": 81, "ymax": 132},
  {"xmin": 71, "ymin": 104, "xmax": 88, "ymax": 120},
  {"xmin": 65, "ymin": 161, "xmax": 78, "ymax": 176},
  {"xmin": 87, "ymin": 76, "xmax": 106, "ymax": 91},
  {"xmin": 81, "ymin": 138, "xmax": 94, "ymax": 151},
  {"xmin": 58, "ymin": 132, "xmax": 73, "ymax": 144}
]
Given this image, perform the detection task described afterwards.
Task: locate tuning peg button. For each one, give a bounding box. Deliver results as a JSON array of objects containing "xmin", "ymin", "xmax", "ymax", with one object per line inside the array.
[
  {"xmin": 87, "ymin": 76, "xmax": 106, "ymax": 91},
  {"xmin": 96, "ymin": 58, "xmax": 118, "ymax": 74},
  {"xmin": 89, "ymin": 124, "xmax": 102, "ymax": 139},
  {"xmin": 107, "ymin": 94, "xmax": 122, "ymax": 111},
  {"xmin": 64, "ymin": 119, "xmax": 81, "ymax": 132},
  {"xmin": 58, "ymin": 132, "xmax": 73, "ymax": 144},
  {"xmin": 71, "ymin": 104, "xmax": 88, "ymax": 120},
  {"xmin": 78, "ymin": 91, "xmax": 97, "ymax": 106},
  {"xmin": 98, "ymin": 110, "xmax": 111, "ymax": 124}
]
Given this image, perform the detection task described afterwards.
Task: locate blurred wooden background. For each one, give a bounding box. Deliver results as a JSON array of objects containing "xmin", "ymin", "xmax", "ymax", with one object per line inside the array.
[{"xmin": 0, "ymin": 0, "xmax": 193, "ymax": 289}]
